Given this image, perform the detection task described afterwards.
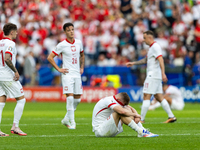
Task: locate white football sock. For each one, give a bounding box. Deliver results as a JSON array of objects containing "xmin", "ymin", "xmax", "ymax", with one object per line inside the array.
[
  {"xmin": 67, "ymin": 96, "xmax": 75, "ymax": 124},
  {"xmin": 74, "ymin": 98, "xmax": 81, "ymax": 111},
  {"xmin": 128, "ymin": 120, "xmax": 143, "ymax": 133},
  {"xmin": 149, "ymin": 101, "xmax": 161, "ymax": 110},
  {"xmin": 137, "ymin": 122, "xmax": 145, "ymax": 130},
  {"xmin": 13, "ymin": 98, "xmax": 26, "ymax": 127},
  {"xmin": 141, "ymin": 100, "xmax": 150, "ymax": 121},
  {"xmin": 161, "ymin": 99, "xmax": 174, "ymax": 118},
  {"xmin": 0, "ymin": 103, "xmax": 5, "ymax": 130}
]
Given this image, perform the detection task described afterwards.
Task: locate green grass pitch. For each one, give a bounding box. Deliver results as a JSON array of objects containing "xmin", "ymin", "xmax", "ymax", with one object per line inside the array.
[{"xmin": 0, "ymin": 102, "xmax": 200, "ymax": 150}]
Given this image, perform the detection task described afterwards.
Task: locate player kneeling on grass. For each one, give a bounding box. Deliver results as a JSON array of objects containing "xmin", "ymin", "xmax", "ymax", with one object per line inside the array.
[{"xmin": 92, "ymin": 92, "xmax": 158, "ymax": 137}]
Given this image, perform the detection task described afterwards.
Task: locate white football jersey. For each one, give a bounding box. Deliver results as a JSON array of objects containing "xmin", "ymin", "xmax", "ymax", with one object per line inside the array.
[
  {"xmin": 92, "ymin": 96, "xmax": 123, "ymax": 131},
  {"xmin": 0, "ymin": 38, "xmax": 17, "ymax": 81},
  {"xmin": 146, "ymin": 42, "xmax": 162, "ymax": 79},
  {"xmin": 165, "ymin": 85, "xmax": 184, "ymax": 104},
  {"xmin": 52, "ymin": 38, "xmax": 84, "ymax": 77}
]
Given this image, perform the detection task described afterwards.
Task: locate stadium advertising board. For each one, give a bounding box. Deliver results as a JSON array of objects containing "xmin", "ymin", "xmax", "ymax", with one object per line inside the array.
[
  {"xmin": 6, "ymin": 86, "xmax": 200, "ymax": 102},
  {"xmin": 118, "ymin": 86, "xmax": 200, "ymax": 102},
  {"xmin": 7, "ymin": 87, "xmax": 117, "ymax": 102}
]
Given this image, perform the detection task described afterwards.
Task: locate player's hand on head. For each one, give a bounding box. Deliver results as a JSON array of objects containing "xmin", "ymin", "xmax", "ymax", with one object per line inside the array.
[
  {"xmin": 13, "ymin": 72, "xmax": 19, "ymax": 81},
  {"xmin": 58, "ymin": 68, "xmax": 69, "ymax": 75}
]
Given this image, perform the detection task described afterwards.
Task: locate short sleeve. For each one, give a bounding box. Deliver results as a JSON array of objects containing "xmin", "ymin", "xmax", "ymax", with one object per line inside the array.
[
  {"xmin": 80, "ymin": 41, "xmax": 84, "ymax": 53},
  {"xmin": 153, "ymin": 44, "xmax": 162, "ymax": 59},
  {"xmin": 52, "ymin": 44, "xmax": 62, "ymax": 56},
  {"xmin": 107, "ymin": 98, "xmax": 118, "ymax": 110},
  {"xmin": 5, "ymin": 43, "xmax": 15, "ymax": 56}
]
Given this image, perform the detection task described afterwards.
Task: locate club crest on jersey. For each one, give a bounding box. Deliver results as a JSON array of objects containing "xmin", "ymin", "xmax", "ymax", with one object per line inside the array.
[
  {"xmin": 64, "ymin": 86, "xmax": 68, "ymax": 91},
  {"xmin": 8, "ymin": 46, "xmax": 13, "ymax": 51},
  {"xmin": 71, "ymin": 46, "xmax": 76, "ymax": 52}
]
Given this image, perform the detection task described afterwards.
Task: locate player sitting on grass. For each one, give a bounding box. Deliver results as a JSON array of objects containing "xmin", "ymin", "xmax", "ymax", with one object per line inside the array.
[
  {"xmin": 149, "ymin": 83, "xmax": 185, "ymax": 111},
  {"xmin": 92, "ymin": 92, "xmax": 158, "ymax": 137}
]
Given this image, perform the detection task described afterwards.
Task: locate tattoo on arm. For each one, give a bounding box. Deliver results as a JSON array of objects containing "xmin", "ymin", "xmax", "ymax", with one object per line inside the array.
[
  {"xmin": 80, "ymin": 53, "xmax": 85, "ymax": 69},
  {"xmin": 134, "ymin": 57, "xmax": 147, "ymax": 65},
  {"xmin": 5, "ymin": 58, "xmax": 17, "ymax": 73}
]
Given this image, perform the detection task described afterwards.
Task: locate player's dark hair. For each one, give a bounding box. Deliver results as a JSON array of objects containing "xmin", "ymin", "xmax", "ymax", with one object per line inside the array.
[
  {"xmin": 120, "ymin": 92, "xmax": 130, "ymax": 105},
  {"xmin": 3, "ymin": 23, "xmax": 17, "ymax": 36},
  {"xmin": 143, "ymin": 30, "xmax": 154, "ymax": 37},
  {"xmin": 63, "ymin": 22, "xmax": 74, "ymax": 31}
]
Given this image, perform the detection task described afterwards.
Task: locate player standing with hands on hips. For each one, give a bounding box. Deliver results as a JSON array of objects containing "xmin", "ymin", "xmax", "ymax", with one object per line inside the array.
[
  {"xmin": 0, "ymin": 23, "xmax": 27, "ymax": 136},
  {"xmin": 126, "ymin": 30, "xmax": 176, "ymax": 123},
  {"xmin": 47, "ymin": 23, "xmax": 84, "ymax": 129}
]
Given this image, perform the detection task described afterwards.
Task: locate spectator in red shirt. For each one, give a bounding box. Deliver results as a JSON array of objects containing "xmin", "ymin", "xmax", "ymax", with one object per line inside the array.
[{"xmin": 194, "ymin": 20, "xmax": 200, "ymax": 63}]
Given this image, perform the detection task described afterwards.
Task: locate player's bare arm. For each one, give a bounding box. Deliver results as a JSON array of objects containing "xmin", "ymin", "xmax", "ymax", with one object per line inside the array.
[
  {"xmin": 157, "ymin": 56, "xmax": 168, "ymax": 82},
  {"xmin": 5, "ymin": 53, "xmax": 19, "ymax": 81},
  {"xmin": 113, "ymin": 105, "xmax": 141, "ymax": 118},
  {"xmin": 47, "ymin": 52, "xmax": 69, "ymax": 74},
  {"xmin": 126, "ymin": 57, "xmax": 147, "ymax": 67},
  {"xmin": 80, "ymin": 52, "xmax": 85, "ymax": 74}
]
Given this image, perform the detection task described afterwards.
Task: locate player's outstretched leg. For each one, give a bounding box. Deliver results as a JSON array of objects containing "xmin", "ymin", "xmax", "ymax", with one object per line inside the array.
[
  {"xmin": 140, "ymin": 100, "xmax": 151, "ymax": 123},
  {"xmin": 0, "ymin": 103, "xmax": 8, "ymax": 136},
  {"xmin": 160, "ymin": 99, "xmax": 177, "ymax": 123},
  {"xmin": 11, "ymin": 98, "xmax": 27, "ymax": 136},
  {"xmin": 62, "ymin": 96, "xmax": 76, "ymax": 129}
]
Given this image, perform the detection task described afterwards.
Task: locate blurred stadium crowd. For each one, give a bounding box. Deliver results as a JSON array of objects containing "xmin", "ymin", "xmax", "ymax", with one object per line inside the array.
[{"xmin": 0, "ymin": 0, "xmax": 200, "ymax": 86}]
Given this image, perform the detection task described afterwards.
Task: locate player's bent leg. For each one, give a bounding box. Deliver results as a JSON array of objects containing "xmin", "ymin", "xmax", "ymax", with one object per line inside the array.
[
  {"xmin": 94, "ymin": 113, "xmax": 122, "ymax": 137},
  {"xmin": 73, "ymin": 94, "xmax": 81, "ymax": 111}
]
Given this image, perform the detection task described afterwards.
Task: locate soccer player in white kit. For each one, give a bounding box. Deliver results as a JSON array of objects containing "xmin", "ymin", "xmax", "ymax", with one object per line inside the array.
[
  {"xmin": 0, "ymin": 23, "xmax": 27, "ymax": 136},
  {"xmin": 149, "ymin": 84, "xmax": 185, "ymax": 111},
  {"xmin": 126, "ymin": 30, "xmax": 176, "ymax": 123},
  {"xmin": 92, "ymin": 92, "xmax": 158, "ymax": 137},
  {"xmin": 47, "ymin": 23, "xmax": 84, "ymax": 129}
]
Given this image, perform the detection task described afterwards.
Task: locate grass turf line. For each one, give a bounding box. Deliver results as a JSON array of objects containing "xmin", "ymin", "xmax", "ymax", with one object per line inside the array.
[{"xmin": 0, "ymin": 102, "xmax": 199, "ymax": 150}]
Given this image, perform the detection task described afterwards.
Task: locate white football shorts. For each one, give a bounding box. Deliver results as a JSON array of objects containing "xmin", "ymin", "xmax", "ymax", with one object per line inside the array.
[
  {"xmin": 143, "ymin": 78, "xmax": 163, "ymax": 94},
  {"xmin": 62, "ymin": 75, "xmax": 82, "ymax": 95},
  {"xmin": 94, "ymin": 114, "xmax": 123, "ymax": 137},
  {"xmin": 0, "ymin": 81, "xmax": 24, "ymax": 98},
  {"xmin": 171, "ymin": 99, "xmax": 185, "ymax": 110}
]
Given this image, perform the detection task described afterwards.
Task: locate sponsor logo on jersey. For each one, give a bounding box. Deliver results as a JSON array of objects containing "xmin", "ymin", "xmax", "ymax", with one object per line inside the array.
[
  {"xmin": 71, "ymin": 46, "xmax": 76, "ymax": 52},
  {"xmin": 72, "ymin": 53, "xmax": 76, "ymax": 57}
]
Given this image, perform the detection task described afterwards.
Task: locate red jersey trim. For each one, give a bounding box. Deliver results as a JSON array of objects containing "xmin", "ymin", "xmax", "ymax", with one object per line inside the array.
[
  {"xmin": 80, "ymin": 50, "xmax": 84, "ymax": 53},
  {"xmin": 95, "ymin": 102, "xmax": 117, "ymax": 117},
  {"xmin": 5, "ymin": 51, "xmax": 12, "ymax": 56},
  {"xmin": 65, "ymin": 38, "xmax": 75, "ymax": 44},
  {"xmin": 3, "ymin": 37, "xmax": 12, "ymax": 40},
  {"xmin": 95, "ymin": 107, "xmax": 107, "ymax": 117},
  {"xmin": 113, "ymin": 95, "xmax": 124, "ymax": 106},
  {"xmin": 52, "ymin": 51, "xmax": 58, "ymax": 56},
  {"xmin": 156, "ymin": 55, "xmax": 162, "ymax": 59},
  {"xmin": 150, "ymin": 41, "xmax": 156, "ymax": 47},
  {"xmin": 108, "ymin": 103, "xmax": 117, "ymax": 108}
]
